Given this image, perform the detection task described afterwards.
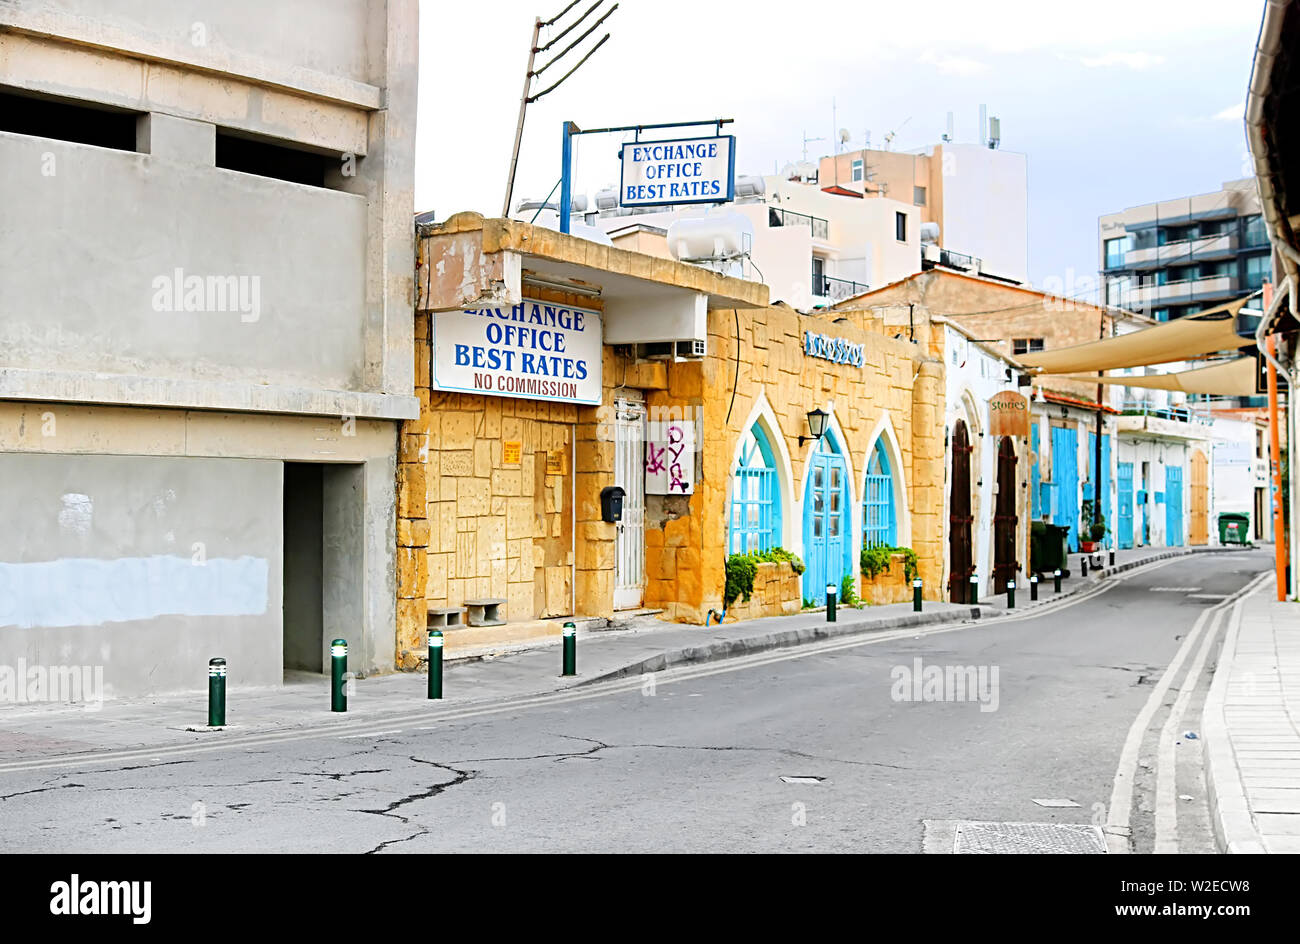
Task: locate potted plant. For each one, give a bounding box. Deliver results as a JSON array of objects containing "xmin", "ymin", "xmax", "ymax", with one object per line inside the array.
[{"xmin": 1080, "ymin": 515, "xmax": 1107, "ymax": 553}]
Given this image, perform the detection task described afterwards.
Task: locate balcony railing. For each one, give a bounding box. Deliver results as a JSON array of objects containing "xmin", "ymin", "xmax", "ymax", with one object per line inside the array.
[
  {"xmin": 770, "ymin": 207, "xmax": 829, "ymax": 240},
  {"xmin": 812, "ymin": 272, "xmax": 868, "ymax": 302},
  {"xmin": 1131, "ymin": 274, "xmax": 1239, "ymax": 307}
]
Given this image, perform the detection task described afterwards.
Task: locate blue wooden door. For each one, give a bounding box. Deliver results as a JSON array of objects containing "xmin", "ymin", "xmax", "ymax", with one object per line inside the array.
[
  {"xmin": 1117, "ymin": 462, "xmax": 1134, "ymax": 549},
  {"xmin": 1051, "ymin": 426, "xmax": 1080, "ymax": 551},
  {"xmin": 1166, "ymin": 466, "xmax": 1184, "ymax": 546},
  {"xmin": 1087, "ymin": 432, "xmax": 1113, "ymax": 547},
  {"xmin": 1030, "ymin": 424, "xmax": 1041, "ymax": 519},
  {"xmin": 802, "ymin": 438, "xmax": 849, "ymax": 600}
]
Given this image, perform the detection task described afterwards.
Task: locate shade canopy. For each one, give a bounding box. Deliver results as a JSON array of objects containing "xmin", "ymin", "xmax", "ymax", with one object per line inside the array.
[
  {"xmin": 1052, "ymin": 356, "xmax": 1256, "ymax": 397},
  {"xmin": 1017, "ymin": 297, "xmax": 1258, "ymax": 373}
]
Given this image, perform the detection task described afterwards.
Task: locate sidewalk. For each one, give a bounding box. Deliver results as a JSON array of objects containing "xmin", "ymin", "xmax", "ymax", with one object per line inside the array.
[
  {"xmin": 973, "ymin": 545, "xmax": 1232, "ymax": 612},
  {"xmin": 0, "ymin": 599, "xmax": 978, "ymax": 768},
  {"xmin": 1204, "ymin": 576, "xmax": 1300, "ymax": 853}
]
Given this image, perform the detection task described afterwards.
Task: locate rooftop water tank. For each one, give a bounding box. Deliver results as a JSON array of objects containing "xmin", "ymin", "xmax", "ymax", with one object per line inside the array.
[
  {"xmin": 667, "ymin": 212, "xmax": 754, "ymax": 261},
  {"xmin": 920, "ymin": 221, "xmax": 941, "ymax": 245}
]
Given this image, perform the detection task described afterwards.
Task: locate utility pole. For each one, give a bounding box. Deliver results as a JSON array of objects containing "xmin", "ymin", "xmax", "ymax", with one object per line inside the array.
[
  {"xmin": 1094, "ymin": 310, "xmax": 1106, "ymax": 543},
  {"xmin": 501, "ymin": 17, "xmax": 543, "ymax": 218}
]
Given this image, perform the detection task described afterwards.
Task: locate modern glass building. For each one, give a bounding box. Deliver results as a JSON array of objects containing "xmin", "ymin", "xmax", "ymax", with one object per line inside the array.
[{"xmin": 1098, "ymin": 178, "xmax": 1271, "ymax": 323}]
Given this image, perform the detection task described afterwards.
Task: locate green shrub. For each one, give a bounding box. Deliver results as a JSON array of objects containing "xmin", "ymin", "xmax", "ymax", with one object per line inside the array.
[
  {"xmin": 860, "ymin": 544, "xmax": 918, "ymax": 582},
  {"xmin": 724, "ymin": 546, "xmax": 806, "ymax": 608},
  {"xmin": 839, "ymin": 573, "xmax": 860, "ymax": 607}
]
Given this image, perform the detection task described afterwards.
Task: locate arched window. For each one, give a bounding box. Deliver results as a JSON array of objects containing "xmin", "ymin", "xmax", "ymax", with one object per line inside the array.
[
  {"xmin": 730, "ymin": 426, "xmax": 781, "ymax": 554},
  {"xmin": 863, "ymin": 439, "xmax": 897, "ymax": 548}
]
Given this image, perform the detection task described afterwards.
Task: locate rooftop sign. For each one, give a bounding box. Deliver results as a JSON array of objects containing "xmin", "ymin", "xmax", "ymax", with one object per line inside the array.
[{"xmin": 619, "ymin": 135, "xmax": 735, "ymax": 208}]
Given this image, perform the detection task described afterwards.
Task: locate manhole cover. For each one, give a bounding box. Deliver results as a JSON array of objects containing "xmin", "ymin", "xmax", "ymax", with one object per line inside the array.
[{"xmin": 952, "ymin": 821, "xmax": 1106, "ymax": 854}]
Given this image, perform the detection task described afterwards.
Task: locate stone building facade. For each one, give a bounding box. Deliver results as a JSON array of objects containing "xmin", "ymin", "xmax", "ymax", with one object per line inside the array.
[{"xmin": 396, "ymin": 214, "xmax": 949, "ymax": 662}]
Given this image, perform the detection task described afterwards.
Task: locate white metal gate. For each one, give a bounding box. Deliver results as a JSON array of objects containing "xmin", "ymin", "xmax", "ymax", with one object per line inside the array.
[{"xmin": 614, "ymin": 398, "xmax": 646, "ymax": 610}]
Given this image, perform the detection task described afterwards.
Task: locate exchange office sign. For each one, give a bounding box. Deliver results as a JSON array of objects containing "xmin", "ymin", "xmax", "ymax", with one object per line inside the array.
[
  {"xmin": 620, "ymin": 135, "xmax": 735, "ymax": 207},
  {"xmin": 988, "ymin": 390, "xmax": 1031, "ymax": 438},
  {"xmin": 432, "ymin": 300, "xmax": 602, "ymax": 405}
]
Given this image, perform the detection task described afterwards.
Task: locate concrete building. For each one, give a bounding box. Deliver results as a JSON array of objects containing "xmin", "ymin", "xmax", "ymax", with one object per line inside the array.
[
  {"xmin": 819, "ymin": 140, "xmax": 1030, "ymax": 285},
  {"xmin": 0, "ymin": 1, "xmax": 418, "ymax": 697},
  {"xmin": 403, "ymin": 213, "xmax": 949, "ymax": 660},
  {"xmin": 577, "ymin": 175, "xmax": 922, "ymax": 309},
  {"xmin": 1211, "ymin": 415, "xmax": 1271, "ymax": 544},
  {"xmin": 1099, "ymin": 179, "xmax": 1272, "ymax": 324}
]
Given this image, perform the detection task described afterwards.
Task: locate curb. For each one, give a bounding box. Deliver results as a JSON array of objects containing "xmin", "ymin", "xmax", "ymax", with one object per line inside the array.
[
  {"xmin": 1202, "ymin": 588, "xmax": 1270, "ymax": 854},
  {"xmin": 577, "ymin": 605, "xmax": 983, "ymax": 684}
]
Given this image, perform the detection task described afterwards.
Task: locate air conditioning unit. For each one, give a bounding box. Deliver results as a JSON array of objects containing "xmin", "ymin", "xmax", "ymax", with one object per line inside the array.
[{"xmin": 635, "ymin": 339, "xmax": 706, "ymax": 362}]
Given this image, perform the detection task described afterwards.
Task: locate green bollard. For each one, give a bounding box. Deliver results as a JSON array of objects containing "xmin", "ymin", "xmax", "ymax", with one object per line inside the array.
[
  {"xmin": 969, "ymin": 574, "xmax": 979, "ymax": 605},
  {"xmin": 825, "ymin": 584, "xmax": 837, "ymax": 622},
  {"xmin": 207, "ymin": 657, "xmax": 226, "ymax": 727},
  {"xmin": 1006, "ymin": 579, "xmax": 1016, "ymax": 609},
  {"xmin": 427, "ymin": 630, "xmax": 443, "ymax": 700},
  {"xmin": 912, "ymin": 578, "xmax": 923, "ymax": 612},
  {"xmin": 562, "ymin": 621, "xmax": 577, "ymax": 676},
  {"xmin": 330, "ymin": 638, "xmax": 347, "ymax": 712},
  {"xmin": 1053, "ymin": 569, "xmax": 1062, "ymax": 593},
  {"xmin": 1030, "ymin": 574, "xmax": 1039, "ymax": 601}
]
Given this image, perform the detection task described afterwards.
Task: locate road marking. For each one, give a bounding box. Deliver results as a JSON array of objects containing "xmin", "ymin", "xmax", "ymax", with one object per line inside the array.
[
  {"xmin": 1031, "ymin": 798, "xmax": 1081, "ymax": 808},
  {"xmin": 1154, "ymin": 605, "xmax": 1226, "ymax": 853},
  {"xmin": 1151, "ymin": 587, "xmax": 1202, "ymax": 592},
  {"xmin": 0, "ymin": 555, "xmax": 1245, "ymax": 776},
  {"xmin": 338, "ymin": 730, "xmax": 404, "ymax": 739},
  {"xmin": 1105, "ymin": 570, "xmax": 1271, "ymax": 854}
]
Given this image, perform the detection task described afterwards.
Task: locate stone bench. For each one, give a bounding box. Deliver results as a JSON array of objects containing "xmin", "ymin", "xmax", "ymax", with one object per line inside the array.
[
  {"xmin": 426, "ymin": 606, "xmax": 464, "ymax": 629},
  {"xmin": 463, "ymin": 598, "xmax": 506, "ymax": 627}
]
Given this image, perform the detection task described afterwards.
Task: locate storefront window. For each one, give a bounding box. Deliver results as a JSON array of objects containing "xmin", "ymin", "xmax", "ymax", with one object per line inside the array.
[{"xmin": 863, "ymin": 440, "xmax": 897, "ymax": 548}]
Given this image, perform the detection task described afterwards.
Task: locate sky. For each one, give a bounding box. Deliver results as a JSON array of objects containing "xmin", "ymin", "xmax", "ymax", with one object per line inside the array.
[{"xmin": 415, "ymin": 0, "xmax": 1266, "ymax": 293}]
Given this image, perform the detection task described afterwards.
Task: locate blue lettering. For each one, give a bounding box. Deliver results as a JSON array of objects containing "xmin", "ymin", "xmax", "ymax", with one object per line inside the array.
[{"xmin": 455, "ymin": 344, "xmax": 470, "ymax": 366}]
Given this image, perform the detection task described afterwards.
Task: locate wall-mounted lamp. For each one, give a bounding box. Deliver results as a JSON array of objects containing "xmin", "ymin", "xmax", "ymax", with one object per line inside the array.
[{"xmin": 800, "ymin": 408, "xmax": 830, "ymax": 446}]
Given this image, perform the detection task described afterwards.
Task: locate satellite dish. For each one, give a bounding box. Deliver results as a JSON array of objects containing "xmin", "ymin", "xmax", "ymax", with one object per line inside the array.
[{"xmin": 838, "ymin": 128, "xmax": 851, "ymax": 144}]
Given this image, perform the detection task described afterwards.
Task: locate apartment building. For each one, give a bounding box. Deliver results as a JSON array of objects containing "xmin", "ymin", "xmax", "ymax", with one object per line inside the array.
[
  {"xmin": 819, "ymin": 140, "xmax": 1030, "ymax": 285},
  {"xmin": 1098, "ymin": 178, "xmax": 1272, "ymax": 323},
  {"xmin": 0, "ymin": 1, "xmax": 418, "ymax": 697}
]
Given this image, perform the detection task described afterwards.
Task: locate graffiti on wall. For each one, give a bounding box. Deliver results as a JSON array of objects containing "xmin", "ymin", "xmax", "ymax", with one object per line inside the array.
[{"xmin": 645, "ymin": 421, "xmax": 695, "ymax": 495}]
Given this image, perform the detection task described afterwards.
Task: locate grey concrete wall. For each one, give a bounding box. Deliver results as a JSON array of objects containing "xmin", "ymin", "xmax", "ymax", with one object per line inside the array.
[
  {"xmin": 0, "ymin": 130, "xmax": 369, "ymax": 394},
  {"xmin": 0, "ymin": 0, "xmax": 418, "ymax": 420},
  {"xmin": 4, "ymin": 0, "xmax": 377, "ymax": 89},
  {"xmin": 0, "ymin": 452, "xmax": 283, "ymax": 696}
]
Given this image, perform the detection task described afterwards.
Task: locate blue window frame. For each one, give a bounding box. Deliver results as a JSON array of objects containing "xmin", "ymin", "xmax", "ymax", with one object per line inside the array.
[
  {"xmin": 730, "ymin": 426, "xmax": 781, "ymax": 554},
  {"xmin": 863, "ymin": 440, "xmax": 897, "ymax": 548}
]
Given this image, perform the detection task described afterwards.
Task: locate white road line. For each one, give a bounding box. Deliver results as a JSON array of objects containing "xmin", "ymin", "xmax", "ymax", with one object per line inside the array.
[
  {"xmin": 0, "ymin": 555, "xmax": 1244, "ymax": 776},
  {"xmin": 1105, "ymin": 570, "xmax": 1271, "ymax": 854},
  {"xmin": 1154, "ymin": 605, "xmax": 1226, "ymax": 853}
]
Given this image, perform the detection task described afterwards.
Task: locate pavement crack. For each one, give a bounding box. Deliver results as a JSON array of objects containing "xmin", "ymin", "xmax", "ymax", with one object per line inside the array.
[
  {"xmin": 359, "ymin": 756, "xmax": 478, "ymax": 854},
  {"xmin": 0, "ymin": 780, "xmax": 86, "ymax": 801}
]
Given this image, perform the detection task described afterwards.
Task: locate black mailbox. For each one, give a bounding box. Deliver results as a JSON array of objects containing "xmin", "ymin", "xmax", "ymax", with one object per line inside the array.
[{"xmin": 600, "ymin": 486, "xmax": 625, "ymax": 523}]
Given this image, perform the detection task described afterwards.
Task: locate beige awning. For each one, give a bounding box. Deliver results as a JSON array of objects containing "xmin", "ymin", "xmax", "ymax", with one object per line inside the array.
[
  {"xmin": 1054, "ymin": 357, "xmax": 1256, "ymax": 397},
  {"xmin": 1017, "ymin": 297, "xmax": 1256, "ymax": 373}
]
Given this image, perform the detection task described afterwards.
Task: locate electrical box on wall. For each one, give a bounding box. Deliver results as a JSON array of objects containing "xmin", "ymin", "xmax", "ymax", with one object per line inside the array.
[{"xmin": 600, "ymin": 486, "xmax": 625, "ymax": 522}]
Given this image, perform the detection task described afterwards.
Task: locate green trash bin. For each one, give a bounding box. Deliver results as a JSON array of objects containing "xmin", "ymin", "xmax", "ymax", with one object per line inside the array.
[
  {"xmin": 1218, "ymin": 512, "xmax": 1251, "ymax": 546},
  {"xmin": 1031, "ymin": 522, "xmax": 1070, "ymax": 574}
]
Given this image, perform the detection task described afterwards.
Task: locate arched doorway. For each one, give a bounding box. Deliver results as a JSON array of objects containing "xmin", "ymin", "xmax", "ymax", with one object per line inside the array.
[
  {"xmin": 948, "ymin": 419, "xmax": 973, "ymax": 602},
  {"xmin": 992, "ymin": 437, "xmax": 1019, "ymax": 589},
  {"xmin": 802, "ymin": 432, "xmax": 851, "ymax": 601}
]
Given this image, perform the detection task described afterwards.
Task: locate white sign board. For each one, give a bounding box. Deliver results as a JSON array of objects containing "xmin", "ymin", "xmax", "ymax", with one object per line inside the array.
[
  {"xmin": 1214, "ymin": 440, "xmax": 1252, "ymax": 467},
  {"xmin": 432, "ymin": 300, "xmax": 602, "ymax": 405},
  {"xmin": 619, "ymin": 135, "xmax": 735, "ymax": 208},
  {"xmin": 645, "ymin": 420, "xmax": 695, "ymax": 495}
]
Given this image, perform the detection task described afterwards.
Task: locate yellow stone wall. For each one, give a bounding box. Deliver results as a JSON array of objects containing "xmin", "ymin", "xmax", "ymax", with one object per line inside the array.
[
  {"xmin": 645, "ymin": 303, "xmax": 946, "ymax": 623},
  {"xmin": 860, "ymin": 554, "xmax": 914, "ymax": 606},
  {"xmin": 396, "ymin": 295, "xmax": 948, "ymax": 663},
  {"xmin": 725, "ymin": 561, "xmax": 803, "ymax": 623},
  {"xmin": 395, "ymin": 293, "xmax": 620, "ymax": 668}
]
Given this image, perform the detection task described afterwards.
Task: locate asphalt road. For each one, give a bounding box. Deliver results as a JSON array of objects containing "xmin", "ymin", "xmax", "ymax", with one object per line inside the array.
[{"xmin": 0, "ymin": 550, "xmax": 1270, "ymax": 853}]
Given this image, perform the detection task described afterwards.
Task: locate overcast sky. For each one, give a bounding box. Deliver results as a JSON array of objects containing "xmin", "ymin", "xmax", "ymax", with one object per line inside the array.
[{"xmin": 416, "ymin": 0, "xmax": 1265, "ymax": 292}]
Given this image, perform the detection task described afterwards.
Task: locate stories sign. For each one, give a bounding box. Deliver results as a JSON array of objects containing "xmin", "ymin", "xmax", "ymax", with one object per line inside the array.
[
  {"xmin": 432, "ymin": 300, "xmax": 602, "ymax": 405},
  {"xmin": 988, "ymin": 390, "xmax": 1031, "ymax": 438}
]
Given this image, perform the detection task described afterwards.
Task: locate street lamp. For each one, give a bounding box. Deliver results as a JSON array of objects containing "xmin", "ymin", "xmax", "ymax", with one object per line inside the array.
[{"xmin": 800, "ymin": 408, "xmax": 830, "ymax": 446}]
